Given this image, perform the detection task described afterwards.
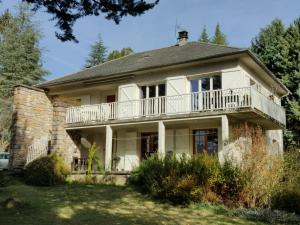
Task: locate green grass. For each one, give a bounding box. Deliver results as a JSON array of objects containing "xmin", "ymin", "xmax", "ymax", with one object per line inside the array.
[{"xmin": 0, "ymin": 183, "xmax": 265, "ymax": 225}]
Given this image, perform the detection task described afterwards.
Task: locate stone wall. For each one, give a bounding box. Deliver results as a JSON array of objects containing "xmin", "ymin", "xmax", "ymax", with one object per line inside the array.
[
  {"xmin": 51, "ymin": 96, "xmax": 80, "ymax": 165},
  {"xmin": 10, "ymin": 85, "xmax": 53, "ymax": 168},
  {"xmin": 9, "ymin": 86, "xmax": 81, "ymax": 169}
]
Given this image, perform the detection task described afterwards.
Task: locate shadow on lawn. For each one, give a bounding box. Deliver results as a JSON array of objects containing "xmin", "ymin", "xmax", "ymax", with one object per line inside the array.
[{"xmin": 0, "ymin": 184, "xmax": 259, "ymax": 225}]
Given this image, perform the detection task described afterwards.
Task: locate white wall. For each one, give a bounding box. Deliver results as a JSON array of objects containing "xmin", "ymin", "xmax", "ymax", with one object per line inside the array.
[
  {"xmin": 239, "ymin": 63, "xmax": 281, "ymax": 105},
  {"xmin": 116, "ymin": 130, "xmax": 139, "ymax": 171}
]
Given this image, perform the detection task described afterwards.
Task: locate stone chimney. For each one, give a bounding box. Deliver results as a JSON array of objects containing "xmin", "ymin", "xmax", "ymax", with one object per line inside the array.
[{"xmin": 178, "ymin": 30, "xmax": 188, "ymax": 46}]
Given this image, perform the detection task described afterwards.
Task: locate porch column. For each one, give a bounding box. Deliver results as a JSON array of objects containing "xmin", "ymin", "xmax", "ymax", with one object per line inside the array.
[
  {"xmin": 219, "ymin": 115, "xmax": 229, "ymax": 165},
  {"xmin": 158, "ymin": 121, "xmax": 166, "ymax": 157},
  {"xmin": 105, "ymin": 125, "xmax": 113, "ymax": 171}
]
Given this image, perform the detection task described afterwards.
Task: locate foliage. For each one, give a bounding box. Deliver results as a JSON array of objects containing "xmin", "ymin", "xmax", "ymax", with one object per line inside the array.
[
  {"xmin": 129, "ymin": 154, "xmax": 246, "ymax": 205},
  {"xmin": 211, "ymin": 23, "xmax": 228, "ymax": 45},
  {"xmin": 85, "ymin": 34, "xmax": 107, "ymax": 67},
  {"xmin": 251, "ymin": 18, "xmax": 300, "ymax": 148},
  {"xmin": 86, "ymin": 143, "xmax": 103, "ymax": 178},
  {"xmin": 21, "ymin": 0, "xmax": 159, "ymax": 42},
  {"xmin": 271, "ymin": 150, "xmax": 300, "ymax": 214},
  {"xmin": 0, "ymin": 4, "xmax": 47, "ymax": 146},
  {"xmin": 107, "ymin": 47, "xmax": 134, "ymax": 61},
  {"xmin": 198, "ymin": 26, "xmax": 209, "ymax": 43},
  {"xmin": 230, "ymin": 123, "xmax": 283, "ymax": 208},
  {"xmin": 230, "ymin": 208, "xmax": 300, "ymax": 224},
  {"xmin": 25, "ymin": 154, "xmax": 70, "ymax": 186}
]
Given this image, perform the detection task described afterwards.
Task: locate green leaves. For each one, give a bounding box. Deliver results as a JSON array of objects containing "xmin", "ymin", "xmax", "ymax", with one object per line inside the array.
[
  {"xmin": 85, "ymin": 34, "xmax": 107, "ymax": 67},
  {"xmin": 251, "ymin": 18, "xmax": 300, "ymax": 149},
  {"xmin": 198, "ymin": 23, "xmax": 228, "ymax": 46},
  {"xmin": 0, "ymin": 4, "xmax": 46, "ymax": 147},
  {"xmin": 85, "ymin": 34, "xmax": 134, "ymax": 67}
]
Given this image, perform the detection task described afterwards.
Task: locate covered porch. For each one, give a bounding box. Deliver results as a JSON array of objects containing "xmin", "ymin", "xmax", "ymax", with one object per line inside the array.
[{"xmin": 67, "ymin": 115, "xmax": 232, "ymax": 173}]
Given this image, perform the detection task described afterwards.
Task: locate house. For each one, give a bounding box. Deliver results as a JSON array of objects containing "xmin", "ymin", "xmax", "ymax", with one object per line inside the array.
[{"xmin": 9, "ymin": 31, "xmax": 288, "ymax": 172}]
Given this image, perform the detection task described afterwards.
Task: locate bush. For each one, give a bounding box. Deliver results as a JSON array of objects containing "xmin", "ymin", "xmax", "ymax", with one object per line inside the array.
[
  {"xmin": 25, "ymin": 154, "xmax": 70, "ymax": 186},
  {"xmin": 271, "ymin": 189, "xmax": 300, "ymax": 214},
  {"xmin": 129, "ymin": 153, "xmax": 246, "ymax": 205},
  {"xmin": 271, "ymin": 150, "xmax": 300, "ymax": 214}
]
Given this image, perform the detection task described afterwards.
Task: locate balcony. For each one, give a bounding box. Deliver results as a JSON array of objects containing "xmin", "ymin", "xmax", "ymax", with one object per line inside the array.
[{"xmin": 65, "ymin": 87, "xmax": 286, "ymax": 127}]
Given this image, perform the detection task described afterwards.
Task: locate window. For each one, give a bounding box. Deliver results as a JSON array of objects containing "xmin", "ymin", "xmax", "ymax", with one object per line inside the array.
[
  {"xmin": 191, "ymin": 79, "xmax": 199, "ymax": 92},
  {"xmin": 149, "ymin": 85, "xmax": 156, "ymax": 98},
  {"xmin": 141, "ymin": 83, "xmax": 166, "ymax": 98},
  {"xmin": 193, "ymin": 129, "xmax": 218, "ymax": 155},
  {"xmin": 158, "ymin": 84, "xmax": 166, "ymax": 97},
  {"xmin": 201, "ymin": 78, "xmax": 210, "ymax": 91},
  {"xmin": 190, "ymin": 75, "xmax": 222, "ymax": 92},
  {"xmin": 212, "ymin": 76, "xmax": 221, "ymax": 90}
]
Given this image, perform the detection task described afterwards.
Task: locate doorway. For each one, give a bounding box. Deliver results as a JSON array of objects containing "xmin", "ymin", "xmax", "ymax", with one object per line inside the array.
[{"xmin": 141, "ymin": 132, "xmax": 158, "ymax": 160}]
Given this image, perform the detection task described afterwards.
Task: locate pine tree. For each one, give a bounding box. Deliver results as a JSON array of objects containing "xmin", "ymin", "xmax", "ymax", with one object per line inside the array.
[
  {"xmin": 251, "ymin": 18, "xmax": 300, "ymax": 148},
  {"xmin": 198, "ymin": 26, "xmax": 209, "ymax": 43},
  {"xmin": 107, "ymin": 47, "xmax": 134, "ymax": 61},
  {"xmin": 85, "ymin": 34, "xmax": 107, "ymax": 67},
  {"xmin": 211, "ymin": 23, "xmax": 228, "ymax": 45},
  {"xmin": 0, "ymin": 4, "xmax": 47, "ymax": 148}
]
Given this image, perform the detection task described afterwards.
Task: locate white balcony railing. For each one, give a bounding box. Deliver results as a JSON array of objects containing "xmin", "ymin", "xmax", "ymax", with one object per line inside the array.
[{"xmin": 66, "ymin": 87, "xmax": 286, "ymax": 126}]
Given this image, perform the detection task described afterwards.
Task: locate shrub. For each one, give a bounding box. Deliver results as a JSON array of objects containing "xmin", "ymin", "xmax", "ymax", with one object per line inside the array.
[
  {"xmin": 129, "ymin": 153, "xmax": 246, "ymax": 205},
  {"xmin": 25, "ymin": 154, "xmax": 70, "ymax": 186},
  {"xmin": 271, "ymin": 150, "xmax": 300, "ymax": 214},
  {"xmin": 231, "ymin": 123, "xmax": 283, "ymax": 208},
  {"xmin": 213, "ymin": 161, "xmax": 246, "ymax": 205},
  {"xmin": 271, "ymin": 189, "xmax": 300, "ymax": 214}
]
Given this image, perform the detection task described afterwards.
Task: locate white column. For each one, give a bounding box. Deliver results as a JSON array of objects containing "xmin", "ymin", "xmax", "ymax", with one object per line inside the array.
[
  {"xmin": 158, "ymin": 121, "xmax": 166, "ymax": 157},
  {"xmin": 105, "ymin": 125, "xmax": 113, "ymax": 171},
  {"xmin": 218, "ymin": 115, "xmax": 229, "ymax": 165}
]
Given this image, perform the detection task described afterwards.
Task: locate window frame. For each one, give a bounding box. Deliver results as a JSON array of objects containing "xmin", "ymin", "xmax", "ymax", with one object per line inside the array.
[
  {"xmin": 190, "ymin": 75, "xmax": 222, "ymax": 92},
  {"xmin": 141, "ymin": 83, "xmax": 166, "ymax": 99}
]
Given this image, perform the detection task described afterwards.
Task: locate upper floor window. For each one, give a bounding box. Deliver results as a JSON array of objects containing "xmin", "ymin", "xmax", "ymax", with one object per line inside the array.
[
  {"xmin": 190, "ymin": 75, "xmax": 222, "ymax": 92},
  {"xmin": 141, "ymin": 84, "xmax": 166, "ymax": 98}
]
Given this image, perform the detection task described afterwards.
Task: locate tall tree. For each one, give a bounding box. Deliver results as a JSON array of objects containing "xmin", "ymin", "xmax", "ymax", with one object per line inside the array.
[
  {"xmin": 198, "ymin": 26, "xmax": 209, "ymax": 43},
  {"xmin": 0, "ymin": 4, "xmax": 47, "ymax": 149},
  {"xmin": 107, "ymin": 47, "xmax": 134, "ymax": 61},
  {"xmin": 211, "ymin": 23, "xmax": 228, "ymax": 45},
  {"xmin": 20, "ymin": 0, "xmax": 159, "ymax": 42},
  {"xmin": 251, "ymin": 18, "xmax": 300, "ymax": 149},
  {"xmin": 85, "ymin": 34, "xmax": 107, "ymax": 67}
]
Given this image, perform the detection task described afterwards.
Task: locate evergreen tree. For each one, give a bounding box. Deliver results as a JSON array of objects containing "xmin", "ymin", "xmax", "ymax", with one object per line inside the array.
[
  {"xmin": 0, "ymin": 4, "xmax": 47, "ymax": 149},
  {"xmin": 198, "ymin": 26, "xmax": 209, "ymax": 43},
  {"xmin": 85, "ymin": 35, "xmax": 107, "ymax": 67},
  {"xmin": 107, "ymin": 47, "xmax": 134, "ymax": 61},
  {"xmin": 211, "ymin": 23, "xmax": 228, "ymax": 45},
  {"xmin": 251, "ymin": 18, "xmax": 300, "ymax": 148}
]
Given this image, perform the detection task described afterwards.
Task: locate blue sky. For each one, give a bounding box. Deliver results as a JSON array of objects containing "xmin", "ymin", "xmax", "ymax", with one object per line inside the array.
[{"xmin": 1, "ymin": 0, "xmax": 300, "ymax": 81}]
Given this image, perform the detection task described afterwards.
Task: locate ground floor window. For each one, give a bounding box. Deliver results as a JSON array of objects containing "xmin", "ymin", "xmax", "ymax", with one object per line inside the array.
[
  {"xmin": 193, "ymin": 129, "xmax": 218, "ymax": 155},
  {"xmin": 141, "ymin": 132, "xmax": 158, "ymax": 160}
]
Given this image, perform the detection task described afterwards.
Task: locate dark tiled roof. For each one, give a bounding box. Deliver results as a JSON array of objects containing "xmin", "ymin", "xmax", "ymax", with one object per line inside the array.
[{"xmin": 38, "ymin": 42, "xmax": 246, "ymax": 87}]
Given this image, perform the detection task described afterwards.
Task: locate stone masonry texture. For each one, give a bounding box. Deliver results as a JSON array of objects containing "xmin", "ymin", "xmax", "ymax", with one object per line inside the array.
[{"xmin": 10, "ymin": 85, "xmax": 79, "ymax": 169}]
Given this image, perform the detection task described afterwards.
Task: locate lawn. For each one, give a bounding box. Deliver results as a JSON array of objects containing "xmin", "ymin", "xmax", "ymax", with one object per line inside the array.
[{"xmin": 0, "ymin": 183, "xmax": 264, "ymax": 225}]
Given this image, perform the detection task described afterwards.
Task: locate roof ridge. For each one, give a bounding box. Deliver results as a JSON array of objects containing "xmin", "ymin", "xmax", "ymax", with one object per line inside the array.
[{"xmin": 190, "ymin": 41, "xmax": 244, "ymax": 50}]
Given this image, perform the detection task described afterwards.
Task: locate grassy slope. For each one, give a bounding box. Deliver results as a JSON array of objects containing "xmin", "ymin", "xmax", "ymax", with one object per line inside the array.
[{"xmin": 0, "ymin": 183, "xmax": 264, "ymax": 225}]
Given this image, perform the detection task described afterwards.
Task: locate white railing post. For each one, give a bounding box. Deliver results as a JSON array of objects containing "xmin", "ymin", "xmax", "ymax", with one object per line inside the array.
[{"xmin": 26, "ymin": 136, "xmax": 50, "ymax": 165}]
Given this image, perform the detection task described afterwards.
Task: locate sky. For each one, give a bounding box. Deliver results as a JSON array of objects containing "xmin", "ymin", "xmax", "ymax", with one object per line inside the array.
[{"xmin": 1, "ymin": 0, "xmax": 300, "ymax": 81}]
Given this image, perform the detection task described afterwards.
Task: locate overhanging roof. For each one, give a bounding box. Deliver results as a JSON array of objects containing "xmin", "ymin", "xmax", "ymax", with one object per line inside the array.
[{"xmin": 37, "ymin": 42, "xmax": 289, "ymax": 95}]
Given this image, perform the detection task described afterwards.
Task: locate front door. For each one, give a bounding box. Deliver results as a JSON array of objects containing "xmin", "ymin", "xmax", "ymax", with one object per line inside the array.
[
  {"xmin": 193, "ymin": 129, "xmax": 218, "ymax": 155},
  {"xmin": 141, "ymin": 132, "xmax": 158, "ymax": 160}
]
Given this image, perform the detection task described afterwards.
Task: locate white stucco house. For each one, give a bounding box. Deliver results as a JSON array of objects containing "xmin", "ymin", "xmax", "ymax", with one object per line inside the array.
[{"xmin": 9, "ymin": 31, "xmax": 288, "ymax": 172}]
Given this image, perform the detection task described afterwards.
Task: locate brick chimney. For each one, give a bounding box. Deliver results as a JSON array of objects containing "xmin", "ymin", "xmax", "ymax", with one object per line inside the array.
[{"xmin": 178, "ymin": 30, "xmax": 188, "ymax": 46}]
